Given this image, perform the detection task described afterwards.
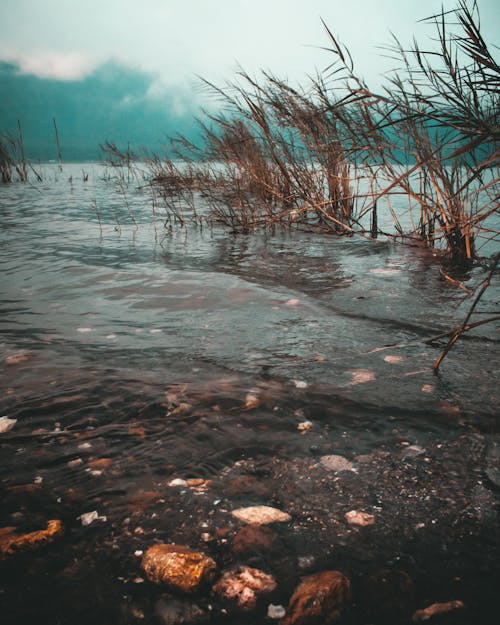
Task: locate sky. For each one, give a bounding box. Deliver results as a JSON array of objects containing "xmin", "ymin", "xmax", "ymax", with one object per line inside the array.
[
  {"xmin": 0, "ymin": 0, "xmax": 498, "ymax": 158},
  {"xmin": 2, "ymin": 0, "xmax": 498, "ymax": 87}
]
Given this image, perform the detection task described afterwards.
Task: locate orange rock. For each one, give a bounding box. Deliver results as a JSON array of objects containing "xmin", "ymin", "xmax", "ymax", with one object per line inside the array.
[
  {"xmin": 413, "ymin": 600, "xmax": 465, "ymax": 622},
  {"xmin": 88, "ymin": 457, "xmax": 112, "ymax": 470},
  {"xmin": 281, "ymin": 570, "xmax": 351, "ymax": 625},
  {"xmin": 141, "ymin": 544, "xmax": 217, "ymax": 592},
  {"xmin": 345, "ymin": 510, "xmax": 376, "ymax": 526},
  {"xmin": 0, "ymin": 520, "xmax": 64, "ymax": 558}
]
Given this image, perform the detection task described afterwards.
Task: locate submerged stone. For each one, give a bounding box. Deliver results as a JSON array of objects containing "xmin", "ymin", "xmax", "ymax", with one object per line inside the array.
[
  {"xmin": 212, "ymin": 565, "xmax": 277, "ymax": 612},
  {"xmin": 320, "ymin": 455, "xmax": 355, "ymax": 472},
  {"xmin": 0, "ymin": 519, "xmax": 63, "ymax": 558},
  {"xmin": 281, "ymin": 570, "xmax": 351, "ymax": 625},
  {"xmin": 0, "ymin": 416, "xmax": 17, "ymax": 434},
  {"xmin": 345, "ymin": 510, "xmax": 376, "ymax": 526},
  {"xmin": 142, "ymin": 544, "xmax": 217, "ymax": 593},
  {"xmin": 231, "ymin": 505, "xmax": 291, "ymax": 525},
  {"xmin": 412, "ymin": 599, "xmax": 465, "ymax": 622}
]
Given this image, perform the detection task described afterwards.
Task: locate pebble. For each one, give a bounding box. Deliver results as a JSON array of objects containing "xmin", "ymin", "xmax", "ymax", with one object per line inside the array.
[
  {"xmin": 168, "ymin": 478, "xmax": 189, "ymax": 488},
  {"xmin": 5, "ymin": 352, "xmax": 31, "ymax": 365},
  {"xmin": 267, "ymin": 603, "xmax": 286, "ymax": 619},
  {"xmin": 281, "ymin": 570, "xmax": 351, "ymax": 625},
  {"xmin": 412, "ymin": 599, "xmax": 465, "ymax": 622},
  {"xmin": 67, "ymin": 458, "xmax": 83, "ymax": 468},
  {"xmin": 285, "ymin": 298, "xmax": 300, "ymax": 306},
  {"xmin": 78, "ymin": 511, "xmax": 107, "ymax": 526},
  {"xmin": 345, "ymin": 510, "xmax": 376, "ymax": 526},
  {"xmin": 141, "ymin": 544, "xmax": 217, "ymax": 592},
  {"xmin": 297, "ymin": 421, "xmax": 313, "ymax": 433},
  {"xmin": 320, "ymin": 455, "xmax": 355, "ymax": 472},
  {"xmin": 402, "ymin": 445, "xmax": 425, "ymax": 459},
  {"xmin": 212, "ymin": 565, "xmax": 277, "ymax": 612},
  {"xmin": 0, "ymin": 416, "xmax": 17, "ymax": 434},
  {"xmin": 349, "ymin": 369, "xmax": 376, "ymax": 385},
  {"xmin": 231, "ymin": 505, "xmax": 291, "ymax": 525},
  {"xmin": 293, "ymin": 380, "xmax": 308, "ymax": 389}
]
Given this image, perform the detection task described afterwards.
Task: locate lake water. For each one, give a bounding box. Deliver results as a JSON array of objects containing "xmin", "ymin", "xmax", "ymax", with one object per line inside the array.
[{"xmin": 1, "ymin": 163, "xmax": 499, "ymax": 624}]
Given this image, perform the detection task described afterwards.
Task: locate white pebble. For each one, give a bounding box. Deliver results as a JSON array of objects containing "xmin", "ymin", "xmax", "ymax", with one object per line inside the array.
[{"xmin": 0, "ymin": 416, "xmax": 17, "ymax": 434}]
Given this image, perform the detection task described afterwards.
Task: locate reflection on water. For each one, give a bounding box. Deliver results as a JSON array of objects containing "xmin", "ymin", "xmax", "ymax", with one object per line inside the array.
[{"xmin": 0, "ymin": 165, "xmax": 498, "ymax": 624}]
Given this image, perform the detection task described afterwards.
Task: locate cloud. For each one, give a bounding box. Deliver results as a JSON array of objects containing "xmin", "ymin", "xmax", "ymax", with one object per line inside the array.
[{"xmin": 6, "ymin": 51, "xmax": 98, "ymax": 81}]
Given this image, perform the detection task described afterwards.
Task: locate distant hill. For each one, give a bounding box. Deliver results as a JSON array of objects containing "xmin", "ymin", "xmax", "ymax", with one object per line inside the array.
[{"xmin": 0, "ymin": 61, "xmax": 202, "ymax": 161}]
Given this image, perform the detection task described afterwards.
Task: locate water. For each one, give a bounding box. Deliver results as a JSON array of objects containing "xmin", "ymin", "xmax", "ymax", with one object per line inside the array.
[{"xmin": 0, "ymin": 164, "xmax": 499, "ymax": 624}]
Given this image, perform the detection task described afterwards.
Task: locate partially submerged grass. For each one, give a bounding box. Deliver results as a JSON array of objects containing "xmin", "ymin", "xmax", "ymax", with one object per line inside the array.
[{"xmin": 129, "ymin": 1, "xmax": 497, "ymax": 269}]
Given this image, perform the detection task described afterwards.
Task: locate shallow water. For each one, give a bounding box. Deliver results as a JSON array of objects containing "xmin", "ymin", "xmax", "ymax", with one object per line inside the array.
[{"xmin": 0, "ymin": 164, "xmax": 499, "ymax": 624}]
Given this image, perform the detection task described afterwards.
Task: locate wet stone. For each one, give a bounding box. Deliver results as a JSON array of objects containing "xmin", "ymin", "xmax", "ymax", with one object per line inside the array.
[
  {"xmin": 231, "ymin": 524, "xmax": 284, "ymax": 558},
  {"xmin": 0, "ymin": 519, "xmax": 64, "ymax": 558},
  {"xmin": 142, "ymin": 544, "xmax": 217, "ymax": 593},
  {"xmin": 231, "ymin": 505, "xmax": 291, "ymax": 525},
  {"xmin": 281, "ymin": 570, "xmax": 351, "ymax": 625},
  {"xmin": 345, "ymin": 510, "xmax": 376, "ymax": 526},
  {"xmin": 320, "ymin": 454, "xmax": 355, "ymax": 472},
  {"xmin": 212, "ymin": 565, "xmax": 277, "ymax": 612},
  {"xmin": 412, "ymin": 600, "xmax": 465, "ymax": 622}
]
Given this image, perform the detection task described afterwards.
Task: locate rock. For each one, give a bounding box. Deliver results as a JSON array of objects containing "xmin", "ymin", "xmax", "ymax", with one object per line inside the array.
[
  {"xmin": 412, "ymin": 600, "xmax": 465, "ymax": 622},
  {"xmin": 212, "ymin": 565, "xmax": 277, "ymax": 612},
  {"xmin": 297, "ymin": 421, "xmax": 313, "ymax": 434},
  {"xmin": 361, "ymin": 569, "xmax": 415, "ymax": 624},
  {"xmin": 345, "ymin": 510, "xmax": 376, "ymax": 526},
  {"xmin": 268, "ymin": 604, "xmax": 286, "ymax": 619},
  {"xmin": 155, "ymin": 596, "xmax": 208, "ymax": 625},
  {"xmin": 402, "ymin": 445, "xmax": 425, "ymax": 459},
  {"xmin": 142, "ymin": 544, "xmax": 217, "ymax": 592},
  {"xmin": 0, "ymin": 416, "xmax": 17, "ymax": 434},
  {"xmin": 293, "ymin": 380, "xmax": 308, "ymax": 389},
  {"xmin": 281, "ymin": 570, "xmax": 351, "ymax": 625},
  {"xmin": 232, "ymin": 524, "xmax": 282, "ymax": 558},
  {"xmin": 349, "ymin": 369, "xmax": 376, "ymax": 385},
  {"xmin": 5, "ymin": 352, "xmax": 31, "ymax": 365},
  {"xmin": 320, "ymin": 455, "xmax": 355, "ymax": 472},
  {"xmin": 168, "ymin": 478, "xmax": 189, "ymax": 488},
  {"xmin": 0, "ymin": 519, "xmax": 63, "ymax": 558},
  {"xmin": 231, "ymin": 505, "xmax": 291, "ymax": 525},
  {"xmin": 78, "ymin": 511, "xmax": 107, "ymax": 526}
]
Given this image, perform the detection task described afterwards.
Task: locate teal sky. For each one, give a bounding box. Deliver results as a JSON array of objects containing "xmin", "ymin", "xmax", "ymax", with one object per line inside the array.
[
  {"xmin": 1, "ymin": 0, "xmax": 498, "ymax": 87},
  {"xmin": 1, "ymin": 1, "xmax": 498, "ymax": 159}
]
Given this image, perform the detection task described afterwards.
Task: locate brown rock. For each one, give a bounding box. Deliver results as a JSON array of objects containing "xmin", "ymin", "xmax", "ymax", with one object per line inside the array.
[
  {"xmin": 281, "ymin": 570, "xmax": 351, "ymax": 625},
  {"xmin": 0, "ymin": 519, "xmax": 64, "ymax": 558},
  {"xmin": 212, "ymin": 565, "xmax": 277, "ymax": 612},
  {"xmin": 232, "ymin": 524, "xmax": 282, "ymax": 558},
  {"xmin": 142, "ymin": 544, "xmax": 217, "ymax": 593},
  {"xmin": 413, "ymin": 600, "xmax": 465, "ymax": 622}
]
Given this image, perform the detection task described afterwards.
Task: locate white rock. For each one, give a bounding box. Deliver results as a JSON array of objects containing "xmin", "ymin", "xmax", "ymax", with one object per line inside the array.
[
  {"xmin": 293, "ymin": 380, "xmax": 308, "ymax": 389},
  {"xmin": 0, "ymin": 416, "xmax": 17, "ymax": 434},
  {"xmin": 267, "ymin": 604, "xmax": 286, "ymax": 619},
  {"xmin": 320, "ymin": 455, "xmax": 355, "ymax": 472},
  {"xmin": 168, "ymin": 478, "xmax": 188, "ymax": 487},
  {"xmin": 78, "ymin": 510, "xmax": 107, "ymax": 526},
  {"xmin": 231, "ymin": 505, "xmax": 291, "ymax": 525},
  {"xmin": 297, "ymin": 421, "xmax": 313, "ymax": 433}
]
